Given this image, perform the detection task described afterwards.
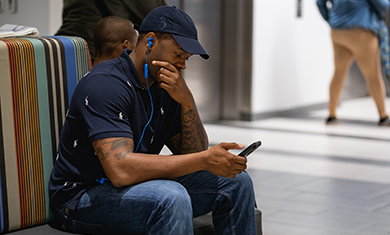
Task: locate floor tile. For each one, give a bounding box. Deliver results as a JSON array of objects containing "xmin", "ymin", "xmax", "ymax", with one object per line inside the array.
[
  {"xmin": 301, "ymin": 229, "xmax": 352, "ymax": 235},
  {"xmin": 247, "ymin": 169, "xmax": 320, "ymax": 188},
  {"xmin": 376, "ymin": 203, "xmax": 390, "ymax": 214},
  {"xmin": 257, "ymin": 197, "xmax": 329, "ymax": 215},
  {"xmin": 288, "ymin": 192, "xmax": 389, "ymax": 212},
  {"xmin": 265, "ymin": 211, "xmax": 373, "ymax": 233},
  {"xmin": 252, "ymin": 184, "xmax": 300, "ymax": 200},
  {"xmin": 262, "ymin": 221, "xmax": 312, "ymax": 235},
  {"xmin": 357, "ymin": 223, "xmax": 390, "ymax": 234},
  {"xmin": 293, "ymin": 178, "xmax": 390, "ymax": 199},
  {"xmin": 373, "ymin": 191, "xmax": 390, "ymax": 201},
  {"xmin": 317, "ymin": 207, "xmax": 390, "ymax": 224}
]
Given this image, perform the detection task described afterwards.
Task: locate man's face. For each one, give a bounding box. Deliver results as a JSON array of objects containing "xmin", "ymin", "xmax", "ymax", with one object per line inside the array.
[{"xmin": 148, "ymin": 37, "xmax": 192, "ymax": 82}]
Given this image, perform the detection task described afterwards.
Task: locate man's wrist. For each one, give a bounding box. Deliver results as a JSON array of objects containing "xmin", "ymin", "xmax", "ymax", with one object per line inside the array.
[{"xmin": 179, "ymin": 96, "xmax": 196, "ymax": 110}]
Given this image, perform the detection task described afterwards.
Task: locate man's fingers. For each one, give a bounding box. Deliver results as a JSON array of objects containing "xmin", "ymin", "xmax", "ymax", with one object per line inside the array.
[
  {"xmin": 156, "ymin": 70, "xmax": 171, "ymax": 83},
  {"xmin": 219, "ymin": 142, "xmax": 244, "ymax": 151},
  {"xmin": 152, "ymin": 60, "xmax": 176, "ymax": 72},
  {"xmin": 235, "ymin": 155, "xmax": 247, "ymax": 164}
]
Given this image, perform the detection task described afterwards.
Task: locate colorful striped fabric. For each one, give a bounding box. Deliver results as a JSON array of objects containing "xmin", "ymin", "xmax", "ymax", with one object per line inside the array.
[{"xmin": 0, "ymin": 36, "xmax": 91, "ymax": 234}]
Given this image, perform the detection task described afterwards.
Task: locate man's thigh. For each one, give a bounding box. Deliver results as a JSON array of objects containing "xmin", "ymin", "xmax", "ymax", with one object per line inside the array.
[{"xmin": 67, "ymin": 180, "xmax": 192, "ymax": 234}]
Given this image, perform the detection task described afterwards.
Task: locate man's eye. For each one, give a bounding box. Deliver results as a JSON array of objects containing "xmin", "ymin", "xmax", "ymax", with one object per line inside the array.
[{"xmin": 175, "ymin": 52, "xmax": 189, "ymax": 60}]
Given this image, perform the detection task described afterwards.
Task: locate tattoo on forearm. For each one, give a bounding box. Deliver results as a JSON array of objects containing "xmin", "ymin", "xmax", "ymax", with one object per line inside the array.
[
  {"xmin": 180, "ymin": 108, "xmax": 208, "ymax": 153},
  {"xmin": 168, "ymin": 133, "xmax": 181, "ymax": 155}
]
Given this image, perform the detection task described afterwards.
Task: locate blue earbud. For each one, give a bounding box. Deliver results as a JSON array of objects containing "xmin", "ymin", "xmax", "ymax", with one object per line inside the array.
[
  {"xmin": 144, "ymin": 38, "xmax": 154, "ymax": 79},
  {"xmin": 147, "ymin": 37, "xmax": 154, "ymax": 47}
]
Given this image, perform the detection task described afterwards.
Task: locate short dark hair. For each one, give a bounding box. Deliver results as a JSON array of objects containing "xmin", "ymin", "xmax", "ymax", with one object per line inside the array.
[
  {"xmin": 136, "ymin": 31, "xmax": 173, "ymax": 48},
  {"xmin": 94, "ymin": 16, "xmax": 137, "ymax": 57}
]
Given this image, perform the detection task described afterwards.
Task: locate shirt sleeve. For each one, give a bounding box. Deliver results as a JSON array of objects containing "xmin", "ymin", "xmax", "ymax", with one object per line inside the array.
[
  {"xmin": 317, "ymin": 0, "xmax": 330, "ymax": 22},
  {"xmin": 77, "ymin": 73, "xmax": 134, "ymax": 143}
]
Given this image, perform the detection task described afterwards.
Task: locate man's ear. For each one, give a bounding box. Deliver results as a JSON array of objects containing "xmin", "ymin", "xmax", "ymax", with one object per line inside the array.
[
  {"xmin": 122, "ymin": 40, "xmax": 129, "ymax": 49},
  {"xmin": 145, "ymin": 32, "xmax": 156, "ymax": 48}
]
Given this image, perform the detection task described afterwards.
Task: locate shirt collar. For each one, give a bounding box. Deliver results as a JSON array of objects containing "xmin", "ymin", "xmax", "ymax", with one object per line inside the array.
[
  {"xmin": 119, "ymin": 49, "xmax": 144, "ymax": 89},
  {"xmin": 119, "ymin": 49, "xmax": 161, "ymax": 95}
]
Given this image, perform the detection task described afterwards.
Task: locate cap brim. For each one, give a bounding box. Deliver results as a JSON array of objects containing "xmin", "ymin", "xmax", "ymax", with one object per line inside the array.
[{"xmin": 172, "ymin": 34, "xmax": 209, "ymax": 60}]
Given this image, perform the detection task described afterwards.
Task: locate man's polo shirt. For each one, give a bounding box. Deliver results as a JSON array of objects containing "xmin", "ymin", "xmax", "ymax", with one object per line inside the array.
[{"xmin": 49, "ymin": 49, "xmax": 182, "ymax": 213}]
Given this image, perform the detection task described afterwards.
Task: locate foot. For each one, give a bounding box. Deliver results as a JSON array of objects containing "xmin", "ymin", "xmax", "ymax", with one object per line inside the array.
[
  {"xmin": 326, "ymin": 117, "xmax": 341, "ymax": 125},
  {"xmin": 378, "ymin": 116, "xmax": 390, "ymax": 126}
]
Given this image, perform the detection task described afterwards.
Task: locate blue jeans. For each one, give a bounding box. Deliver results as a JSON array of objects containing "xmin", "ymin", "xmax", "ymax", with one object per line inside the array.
[{"xmin": 59, "ymin": 171, "xmax": 256, "ymax": 235}]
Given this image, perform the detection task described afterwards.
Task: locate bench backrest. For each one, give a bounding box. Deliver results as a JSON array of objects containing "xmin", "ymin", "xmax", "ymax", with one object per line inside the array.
[{"xmin": 0, "ymin": 36, "xmax": 91, "ymax": 233}]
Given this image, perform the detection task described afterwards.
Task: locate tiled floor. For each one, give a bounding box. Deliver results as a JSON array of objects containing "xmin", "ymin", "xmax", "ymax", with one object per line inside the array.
[{"xmin": 205, "ymin": 97, "xmax": 390, "ymax": 235}]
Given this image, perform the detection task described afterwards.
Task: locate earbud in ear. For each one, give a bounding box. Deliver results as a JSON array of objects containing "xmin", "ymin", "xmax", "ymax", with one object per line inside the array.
[
  {"xmin": 147, "ymin": 38, "xmax": 154, "ymax": 48},
  {"xmin": 145, "ymin": 37, "xmax": 154, "ymax": 79}
]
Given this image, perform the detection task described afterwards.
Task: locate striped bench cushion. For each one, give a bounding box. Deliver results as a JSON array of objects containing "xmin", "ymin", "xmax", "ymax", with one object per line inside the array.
[{"xmin": 0, "ymin": 36, "xmax": 91, "ymax": 233}]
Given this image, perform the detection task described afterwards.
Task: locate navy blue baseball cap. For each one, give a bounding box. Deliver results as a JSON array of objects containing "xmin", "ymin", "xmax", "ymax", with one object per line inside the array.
[{"xmin": 138, "ymin": 6, "xmax": 209, "ymax": 59}]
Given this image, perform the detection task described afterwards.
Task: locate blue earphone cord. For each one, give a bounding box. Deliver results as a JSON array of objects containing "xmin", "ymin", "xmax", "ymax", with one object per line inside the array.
[
  {"xmin": 134, "ymin": 42, "xmax": 154, "ymax": 153},
  {"xmin": 97, "ymin": 40, "xmax": 152, "ymax": 184}
]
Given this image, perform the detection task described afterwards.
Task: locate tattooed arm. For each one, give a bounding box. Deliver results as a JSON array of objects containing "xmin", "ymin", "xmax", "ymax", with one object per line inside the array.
[
  {"xmin": 166, "ymin": 103, "xmax": 208, "ymax": 155},
  {"xmin": 152, "ymin": 60, "xmax": 209, "ymax": 154},
  {"xmin": 92, "ymin": 137, "xmax": 246, "ymax": 187}
]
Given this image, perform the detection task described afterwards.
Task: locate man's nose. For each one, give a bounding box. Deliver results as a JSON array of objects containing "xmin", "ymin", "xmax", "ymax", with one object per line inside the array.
[{"xmin": 177, "ymin": 60, "xmax": 187, "ymax": 71}]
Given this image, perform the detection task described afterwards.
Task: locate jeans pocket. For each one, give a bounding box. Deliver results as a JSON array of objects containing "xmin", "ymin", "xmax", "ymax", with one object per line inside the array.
[{"xmin": 71, "ymin": 219, "xmax": 110, "ymax": 235}]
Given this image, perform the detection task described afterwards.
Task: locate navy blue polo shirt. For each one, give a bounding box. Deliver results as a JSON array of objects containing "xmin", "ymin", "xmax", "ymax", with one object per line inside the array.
[{"xmin": 49, "ymin": 49, "xmax": 182, "ymax": 214}]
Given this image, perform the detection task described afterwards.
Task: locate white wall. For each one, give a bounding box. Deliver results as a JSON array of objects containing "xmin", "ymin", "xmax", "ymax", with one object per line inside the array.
[
  {"xmin": 48, "ymin": 0, "xmax": 63, "ymax": 35},
  {"xmin": 252, "ymin": 0, "xmax": 334, "ymax": 114},
  {"xmin": 0, "ymin": 0, "xmax": 62, "ymax": 36}
]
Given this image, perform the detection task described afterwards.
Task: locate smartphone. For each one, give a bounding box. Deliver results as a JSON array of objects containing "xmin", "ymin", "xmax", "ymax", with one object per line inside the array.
[{"xmin": 238, "ymin": 140, "xmax": 262, "ymax": 157}]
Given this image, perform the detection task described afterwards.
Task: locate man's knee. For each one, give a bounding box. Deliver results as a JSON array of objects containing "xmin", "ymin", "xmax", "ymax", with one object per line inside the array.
[
  {"xmin": 144, "ymin": 180, "xmax": 192, "ymax": 214},
  {"xmin": 159, "ymin": 181, "xmax": 192, "ymax": 209},
  {"xmin": 232, "ymin": 172, "xmax": 255, "ymax": 204},
  {"xmin": 145, "ymin": 180, "xmax": 193, "ymax": 230},
  {"xmin": 236, "ymin": 172, "xmax": 254, "ymax": 190},
  {"xmin": 119, "ymin": 180, "xmax": 192, "ymax": 213}
]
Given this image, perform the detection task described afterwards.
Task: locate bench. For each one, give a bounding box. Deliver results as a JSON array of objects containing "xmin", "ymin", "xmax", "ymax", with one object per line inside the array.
[{"xmin": 0, "ymin": 36, "xmax": 262, "ymax": 234}]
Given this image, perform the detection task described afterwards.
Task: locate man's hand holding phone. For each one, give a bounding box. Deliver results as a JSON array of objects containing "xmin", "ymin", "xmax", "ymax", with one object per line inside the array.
[
  {"xmin": 204, "ymin": 141, "xmax": 261, "ymax": 178},
  {"xmin": 205, "ymin": 143, "xmax": 247, "ymax": 178}
]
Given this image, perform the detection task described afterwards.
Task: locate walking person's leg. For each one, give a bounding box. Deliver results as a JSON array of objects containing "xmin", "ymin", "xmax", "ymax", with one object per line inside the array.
[
  {"xmin": 328, "ymin": 30, "xmax": 354, "ymax": 122},
  {"xmin": 351, "ymin": 29, "xmax": 389, "ymax": 123}
]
